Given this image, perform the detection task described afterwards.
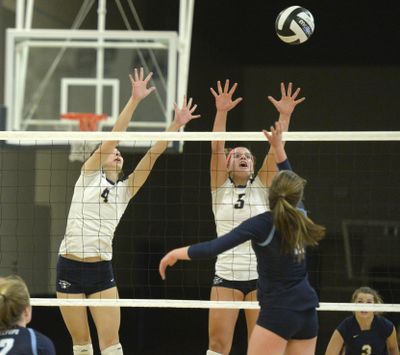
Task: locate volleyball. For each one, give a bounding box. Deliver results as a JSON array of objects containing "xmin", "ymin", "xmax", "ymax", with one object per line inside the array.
[{"xmin": 275, "ymin": 6, "xmax": 314, "ymax": 45}]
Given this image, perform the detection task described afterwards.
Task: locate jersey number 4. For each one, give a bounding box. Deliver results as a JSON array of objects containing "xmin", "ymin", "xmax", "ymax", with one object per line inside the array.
[
  {"xmin": 0, "ymin": 339, "xmax": 15, "ymax": 355},
  {"xmin": 234, "ymin": 193, "xmax": 245, "ymax": 209}
]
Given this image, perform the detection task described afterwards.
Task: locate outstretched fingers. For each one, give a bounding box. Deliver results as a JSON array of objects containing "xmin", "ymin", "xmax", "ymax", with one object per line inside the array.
[
  {"xmin": 189, "ymin": 103, "xmax": 198, "ymax": 113},
  {"xmin": 212, "ymin": 80, "xmax": 238, "ymax": 96},
  {"xmin": 286, "ymin": 82, "xmax": 293, "ymax": 97},
  {"xmin": 210, "ymin": 87, "xmax": 218, "ymax": 98},
  {"xmin": 187, "ymin": 97, "xmax": 193, "ymax": 109},
  {"xmin": 267, "ymin": 95, "xmax": 278, "ymax": 106},
  {"xmin": 228, "ymin": 82, "xmax": 238, "ymax": 95},
  {"xmin": 232, "ymin": 97, "xmax": 243, "ymax": 106},
  {"xmin": 217, "ymin": 80, "xmax": 223, "ymax": 94},
  {"xmin": 263, "ymin": 121, "xmax": 282, "ymax": 143},
  {"xmin": 133, "ymin": 68, "xmax": 139, "ymax": 81},
  {"xmin": 280, "ymin": 82, "xmax": 286, "ymax": 97},
  {"xmin": 223, "ymin": 79, "xmax": 230, "ymax": 93},
  {"xmin": 295, "ymin": 96, "xmax": 306, "ymax": 105},
  {"xmin": 262, "ymin": 129, "xmax": 273, "ymax": 144},
  {"xmin": 291, "ymin": 87, "xmax": 301, "ymax": 100},
  {"xmin": 187, "ymin": 99, "xmax": 201, "ymax": 119},
  {"xmin": 143, "ymin": 71, "xmax": 153, "ymax": 83}
]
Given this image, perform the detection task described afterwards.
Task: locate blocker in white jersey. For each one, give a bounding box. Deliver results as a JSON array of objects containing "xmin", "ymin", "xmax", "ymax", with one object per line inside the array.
[
  {"xmin": 212, "ymin": 175, "xmax": 268, "ymax": 281},
  {"xmin": 207, "ymin": 79, "xmax": 305, "ymax": 355},
  {"xmin": 59, "ymin": 170, "xmax": 131, "ymax": 260},
  {"xmin": 56, "ymin": 68, "xmax": 201, "ymax": 355}
]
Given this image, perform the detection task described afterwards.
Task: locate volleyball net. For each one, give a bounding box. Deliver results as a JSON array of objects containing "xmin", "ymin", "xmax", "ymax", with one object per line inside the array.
[{"xmin": 0, "ymin": 130, "xmax": 400, "ymax": 315}]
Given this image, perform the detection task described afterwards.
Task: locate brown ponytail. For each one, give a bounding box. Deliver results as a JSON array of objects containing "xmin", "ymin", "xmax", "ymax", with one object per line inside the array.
[
  {"xmin": 0, "ymin": 276, "xmax": 30, "ymax": 330},
  {"xmin": 269, "ymin": 170, "xmax": 326, "ymax": 260}
]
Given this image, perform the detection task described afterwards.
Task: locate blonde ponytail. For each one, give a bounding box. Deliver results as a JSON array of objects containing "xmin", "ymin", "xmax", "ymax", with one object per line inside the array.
[
  {"xmin": 269, "ymin": 170, "xmax": 325, "ymax": 260},
  {"xmin": 0, "ymin": 276, "xmax": 30, "ymax": 330}
]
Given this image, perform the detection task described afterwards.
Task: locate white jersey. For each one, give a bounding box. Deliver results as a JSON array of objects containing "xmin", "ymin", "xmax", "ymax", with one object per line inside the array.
[
  {"xmin": 59, "ymin": 170, "xmax": 131, "ymax": 260},
  {"xmin": 212, "ymin": 176, "xmax": 269, "ymax": 281}
]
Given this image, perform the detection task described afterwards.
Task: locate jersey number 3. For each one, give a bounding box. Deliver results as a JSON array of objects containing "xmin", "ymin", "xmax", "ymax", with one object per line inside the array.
[
  {"xmin": 234, "ymin": 193, "xmax": 245, "ymax": 209},
  {"xmin": 361, "ymin": 345, "xmax": 372, "ymax": 355},
  {"xmin": 0, "ymin": 339, "xmax": 15, "ymax": 355}
]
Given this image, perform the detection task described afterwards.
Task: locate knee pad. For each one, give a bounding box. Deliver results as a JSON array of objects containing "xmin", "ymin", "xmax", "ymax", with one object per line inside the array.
[
  {"xmin": 101, "ymin": 343, "xmax": 123, "ymax": 355},
  {"xmin": 206, "ymin": 351, "xmax": 222, "ymax": 355},
  {"xmin": 73, "ymin": 344, "xmax": 93, "ymax": 355}
]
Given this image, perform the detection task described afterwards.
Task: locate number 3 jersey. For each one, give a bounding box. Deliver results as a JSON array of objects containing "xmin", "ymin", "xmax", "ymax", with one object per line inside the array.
[
  {"xmin": 212, "ymin": 176, "xmax": 269, "ymax": 281},
  {"xmin": 337, "ymin": 315, "xmax": 394, "ymax": 355},
  {"xmin": 0, "ymin": 326, "xmax": 56, "ymax": 355}
]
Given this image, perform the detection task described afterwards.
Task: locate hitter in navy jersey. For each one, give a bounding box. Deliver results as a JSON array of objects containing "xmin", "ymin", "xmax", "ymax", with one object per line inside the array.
[
  {"xmin": 0, "ymin": 276, "xmax": 55, "ymax": 355},
  {"xmin": 325, "ymin": 287, "xmax": 399, "ymax": 355},
  {"xmin": 160, "ymin": 122, "xmax": 326, "ymax": 355}
]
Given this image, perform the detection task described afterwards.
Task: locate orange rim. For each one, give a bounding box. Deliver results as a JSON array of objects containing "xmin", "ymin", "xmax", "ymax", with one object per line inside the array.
[{"xmin": 60, "ymin": 112, "xmax": 107, "ymax": 131}]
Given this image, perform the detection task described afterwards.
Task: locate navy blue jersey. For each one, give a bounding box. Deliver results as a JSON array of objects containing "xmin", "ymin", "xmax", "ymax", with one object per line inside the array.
[
  {"xmin": 337, "ymin": 315, "xmax": 394, "ymax": 355},
  {"xmin": 0, "ymin": 326, "xmax": 56, "ymax": 355},
  {"xmin": 188, "ymin": 159, "xmax": 318, "ymax": 311}
]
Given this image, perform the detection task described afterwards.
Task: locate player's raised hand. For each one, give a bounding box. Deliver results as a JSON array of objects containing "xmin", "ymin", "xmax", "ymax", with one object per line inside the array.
[
  {"xmin": 210, "ymin": 80, "xmax": 243, "ymax": 112},
  {"xmin": 173, "ymin": 95, "xmax": 201, "ymax": 127},
  {"xmin": 129, "ymin": 67, "xmax": 156, "ymax": 102},
  {"xmin": 267, "ymin": 82, "xmax": 305, "ymax": 116},
  {"xmin": 263, "ymin": 121, "xmax": 283, "ymax": 148}
]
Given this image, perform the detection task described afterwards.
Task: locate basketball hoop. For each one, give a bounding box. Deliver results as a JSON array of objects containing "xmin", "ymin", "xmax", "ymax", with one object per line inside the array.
[{"xmin": 60, "ymin": 112, "xmax": 107, "ymax": 162}]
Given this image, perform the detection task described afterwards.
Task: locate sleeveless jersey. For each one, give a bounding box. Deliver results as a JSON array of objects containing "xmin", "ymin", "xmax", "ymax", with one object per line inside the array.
[
  {"xmin": 59, "ymin": 170, "xmax": 131, "ymax": 260},
  {"xmin": 337, "ymin": 315, "xmax": 394, "ymax": 355},
  {"xmin": 212, "ymin": 176, "xmax": 269, "ymax": 281}
]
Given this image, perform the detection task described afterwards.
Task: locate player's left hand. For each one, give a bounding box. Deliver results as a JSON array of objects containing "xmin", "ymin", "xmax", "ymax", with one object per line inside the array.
[
  {"xmin": 263, "ymin": 121, "xmax": 283, "ymax": 148},
  {"xmin": 129, "ymin": 67, "xmax": 156, "ymax": 102},
  {"xmin": 173, "ymin": 95, "xmax": 201, "ymax": 127},
  {"xmin": 267, "ymin": 82, "xmax": 305, "ymax": 116}
]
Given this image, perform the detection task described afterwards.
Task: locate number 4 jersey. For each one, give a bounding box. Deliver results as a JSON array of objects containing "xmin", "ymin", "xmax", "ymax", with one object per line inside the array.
[
  {"xmin": 212, "ymin": 176, "xmax": 269, "ymax": 281},
  {"xmin": 0, "ymin": 326, "xmax": 56, "ymax": 355}
]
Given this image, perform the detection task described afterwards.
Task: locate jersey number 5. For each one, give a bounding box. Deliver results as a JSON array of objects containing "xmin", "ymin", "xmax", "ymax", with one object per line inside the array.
[
  {"xmin": 234, "ymin": 193, "xmax": 245, "ymax": 209},
  {"xmin": 0, "ymin": 339, "xmax": 15, "ymax": 355}
]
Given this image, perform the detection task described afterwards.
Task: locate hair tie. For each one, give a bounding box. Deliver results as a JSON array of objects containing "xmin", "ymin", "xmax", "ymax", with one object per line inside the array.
[
  {"xmin": 278, "ymin": 194, "xmax": 286, "ymax": 199},
  {"xmin": 0, "ymin": 293, "xmax": 7, "ymax": 301}
]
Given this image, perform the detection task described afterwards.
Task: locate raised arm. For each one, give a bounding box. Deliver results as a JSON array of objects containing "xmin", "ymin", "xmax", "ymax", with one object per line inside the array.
[
  {"xmin": 209, "ymin": 80, "xmax": 242, "ymax": 190},
  {"xmin": 257, "ymin": 82, "xmax": 305, "ymax": 186},
  {"xmin": 325, "ymin": 330, "xmax": 345, "ymax": 355},
  {"xmin": 127, "ymin": 96, "xmax": 200, "ymax": 198},
  {"xmin": 82, "ymin": 67, "xmax": 155, "ymax": 174}
]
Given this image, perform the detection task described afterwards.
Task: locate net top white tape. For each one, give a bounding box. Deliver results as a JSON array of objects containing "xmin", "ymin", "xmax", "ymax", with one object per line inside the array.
[
  {"xmin": 30, "ymin": 298, "xmax": 400, "ymax": 312},
  {"xmin": 0, "ymin": 131, "xmax": 400, "ymax": 141}
]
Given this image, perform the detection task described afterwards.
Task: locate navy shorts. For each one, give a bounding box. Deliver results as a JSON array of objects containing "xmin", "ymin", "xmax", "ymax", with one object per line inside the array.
[
  {"xmin": 257, "ymin": 307, "xmax": 318, "ymax": 340},
  {"xmin": 56, "ymin": 256, "xmax": 116, "ymax": 295},
  {"xmin": 212, "ymin": 275, "xmax": 257, "ymax": 296}
]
